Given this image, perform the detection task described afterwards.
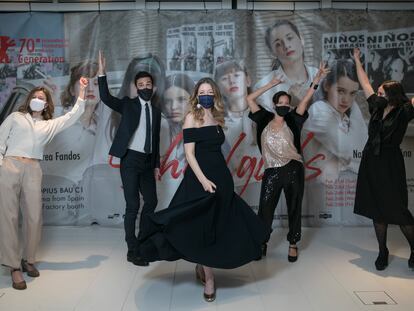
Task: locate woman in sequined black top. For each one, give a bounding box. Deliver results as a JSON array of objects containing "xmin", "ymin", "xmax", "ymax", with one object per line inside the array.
[{"xmin": 247, "ymin": 63, "xmax": 328, "ymax": 262}]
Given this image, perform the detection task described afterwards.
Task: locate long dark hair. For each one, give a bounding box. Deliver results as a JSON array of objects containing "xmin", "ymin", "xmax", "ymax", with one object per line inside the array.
[{"xmin": 381, "ymin": 80, "xmax": 409, "ymax": 107}]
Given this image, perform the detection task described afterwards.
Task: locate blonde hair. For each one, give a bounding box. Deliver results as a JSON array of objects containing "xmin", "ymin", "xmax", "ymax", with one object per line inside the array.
[{"xmin": 187, "ymin": 77, "xmax": 225, "ymax": 127}]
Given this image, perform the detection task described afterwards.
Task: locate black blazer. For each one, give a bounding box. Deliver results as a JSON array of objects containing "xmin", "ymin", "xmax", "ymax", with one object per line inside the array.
[{"xmin": 98, "ymin": 76, "xmax": 161, "ymax": 168}]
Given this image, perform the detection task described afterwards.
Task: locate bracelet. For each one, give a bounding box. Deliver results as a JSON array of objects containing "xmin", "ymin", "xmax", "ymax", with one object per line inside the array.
[{"xmin": 310, "ymin": 82, "xmax": 319, "ymax": 90}]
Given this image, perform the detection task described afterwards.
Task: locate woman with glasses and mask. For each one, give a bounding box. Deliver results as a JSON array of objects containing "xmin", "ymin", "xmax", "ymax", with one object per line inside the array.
[{"xmin": 247, "ymin": 63, "xmax": 328, "ymax": 262}]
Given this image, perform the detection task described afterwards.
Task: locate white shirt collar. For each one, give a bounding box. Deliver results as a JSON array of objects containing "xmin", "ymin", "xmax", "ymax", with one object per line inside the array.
[{"xmin": 138, "ymin": 97, "xmax": 151, "ymax": 106}]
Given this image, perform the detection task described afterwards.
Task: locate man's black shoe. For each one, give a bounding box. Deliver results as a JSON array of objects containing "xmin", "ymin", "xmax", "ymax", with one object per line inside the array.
[{"xmin": 127, "ymin": 250, "xmax": 135, "ymax": 262}]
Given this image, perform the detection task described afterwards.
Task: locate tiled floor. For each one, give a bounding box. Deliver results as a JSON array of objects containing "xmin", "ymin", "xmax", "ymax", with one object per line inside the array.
[{"xmin": 0, "ymin": 226, "xmax": 413, "ymax": 311}]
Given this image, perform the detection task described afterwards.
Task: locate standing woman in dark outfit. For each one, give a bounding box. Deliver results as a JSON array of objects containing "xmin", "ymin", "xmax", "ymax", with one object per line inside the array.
[
  {"xmin": 353, "ymin": 48, "xmax": 414, "ymax": 271},
  {"xmin": 246, "ymin": 63, "xmax": 328, "ymax": 261},
  {"xmin": 137, "ymin": 78, "xmax": 267, "ymax": 302}
]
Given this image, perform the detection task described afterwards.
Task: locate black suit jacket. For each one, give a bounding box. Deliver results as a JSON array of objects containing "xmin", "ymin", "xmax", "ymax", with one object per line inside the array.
[{"xmin": 98, "ymin": 76, "xmax": 161, "ymax": 168}]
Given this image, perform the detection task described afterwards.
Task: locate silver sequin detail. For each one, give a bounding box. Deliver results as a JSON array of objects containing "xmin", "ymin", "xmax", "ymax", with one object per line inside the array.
[{"xmin": 261, "ymin": 123, "xmax": 302, "ymax": 169}]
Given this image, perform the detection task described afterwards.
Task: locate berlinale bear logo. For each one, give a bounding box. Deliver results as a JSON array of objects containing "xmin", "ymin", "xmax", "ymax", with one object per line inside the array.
[{"xmin": 0, "ymin": 36, "xmax": 16, "ymax": 63}]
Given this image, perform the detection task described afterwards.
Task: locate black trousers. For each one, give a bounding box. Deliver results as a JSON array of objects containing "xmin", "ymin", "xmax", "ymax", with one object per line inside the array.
[
  {"xmin": 120, "ymin": 149, "xmax": 157, "ymax": 253},
  {"xmin": 258, "ymin": 160, "xmax": 304, "ymax": 244}
]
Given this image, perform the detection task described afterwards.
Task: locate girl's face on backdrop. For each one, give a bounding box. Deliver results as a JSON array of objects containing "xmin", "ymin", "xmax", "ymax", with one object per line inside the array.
[
  {"xmin": 164, "ymin": 86, "xmax": 190, "ymax": 123},
  {"xmin": 217, "ymin": 69, "xmax": 250, "ymax": 101},
  {"xmin": 325, "ymin": 76, "xmax": 359, "ymax": 114},
  {"xmin": 269, "ymin": 25, "xmax": 304, "ymax": 65}
]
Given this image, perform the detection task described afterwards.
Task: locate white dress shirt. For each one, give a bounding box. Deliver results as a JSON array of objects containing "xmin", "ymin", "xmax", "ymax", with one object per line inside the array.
[
  {"xmin": 128, "ymin": 97, "xmax": 152, "ymax": 153},
  {"xmin": 0, "ymin": 97, "xmax": 85, "ymax": 165}
]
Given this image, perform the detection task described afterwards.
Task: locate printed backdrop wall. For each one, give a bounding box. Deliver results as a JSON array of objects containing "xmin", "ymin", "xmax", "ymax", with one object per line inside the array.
[{"xmin": 1, "ymin": 10, "xmax": 413, "ymax": 227}]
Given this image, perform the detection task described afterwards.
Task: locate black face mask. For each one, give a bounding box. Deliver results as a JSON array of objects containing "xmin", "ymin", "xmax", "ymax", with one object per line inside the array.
[
  {"xmin": 376, "ymin": 96, "xmax": 388, "ymax": 109},
  {"xmin": 275, "ymin": 105, "xmax": 290, "ymax": 117},
  {"xmin": 137, "ymin": 88, "xmax": 153, "ymax": 101}
]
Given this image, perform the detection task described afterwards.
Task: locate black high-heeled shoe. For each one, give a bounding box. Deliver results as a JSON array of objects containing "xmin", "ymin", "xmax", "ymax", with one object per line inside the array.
[
  {"xmin": 408, "ymin": 252, "xmax": 414, "ymax": 270},
  {"xmin": 375, "ymin": 249, "xmax": 389, "ymax": 271},
  {"xmin": 288, "ymin": 245, "xmax": 298, "ymax": 263}
]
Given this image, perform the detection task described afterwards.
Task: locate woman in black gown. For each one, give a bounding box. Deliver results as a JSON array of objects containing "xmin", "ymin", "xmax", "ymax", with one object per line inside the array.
[
  {"xmin": 353, "ymin": 48, "xmax": 414, "ymax": 271},
  {"xmin": 138, "ymin": 78, "xmax": 266, "ymax": 301}
]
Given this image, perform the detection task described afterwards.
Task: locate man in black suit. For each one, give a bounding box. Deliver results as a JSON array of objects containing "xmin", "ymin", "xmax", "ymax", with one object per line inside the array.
[{"xmin": 98, "ymin": 51, "xmax": 161, "ymax": 266}]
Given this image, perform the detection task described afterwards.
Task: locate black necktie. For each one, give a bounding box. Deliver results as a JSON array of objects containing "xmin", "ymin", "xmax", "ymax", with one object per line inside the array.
[{"xmin": 144, "ymin": 103, "xmax": 151, "ymax": 154}]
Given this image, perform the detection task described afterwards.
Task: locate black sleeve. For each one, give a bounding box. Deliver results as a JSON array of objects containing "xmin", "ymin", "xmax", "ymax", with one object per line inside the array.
[
  {"xmin": 402, "ymin": 102, "xmax": 414, "ymax": 122},
  {"xmin": 183, "ymin": 128, "xmax": 199, "ymax": 144},
  {"xmin": 98, "ymin": 76, "xmax": 124, "ymax": 114},
  {"xmin": 289, "ymin": 108, "xmax": 309, "ymax": 131},
  {"xmin": 248, "ymin": 105, "xmax": 274, "ymax": 127}
]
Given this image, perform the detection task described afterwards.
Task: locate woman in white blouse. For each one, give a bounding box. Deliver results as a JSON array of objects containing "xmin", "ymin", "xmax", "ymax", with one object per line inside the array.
[{"xmin": 0, "ymin": 77, "xmax": 88, "ymax": 290}]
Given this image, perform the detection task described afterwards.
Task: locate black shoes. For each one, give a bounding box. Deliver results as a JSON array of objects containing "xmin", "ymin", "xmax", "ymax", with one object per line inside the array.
[
  {"xmin": 127, "ymin": 250, "xmax": 135, "ymax": 263},
  {"xmin": 408, "ymin": 252, "xmax": 414, "ymax": 270},
  {"xmin": 288, "ymin": 245, "xmax": 298, "ymax": 263},
  {"xmin": 375, "ymin": 249, "xmax": 389, "ymax": 271},
  {"xmin": 127, "ymin": 250, "xmax": 149, "ymax": 266}
]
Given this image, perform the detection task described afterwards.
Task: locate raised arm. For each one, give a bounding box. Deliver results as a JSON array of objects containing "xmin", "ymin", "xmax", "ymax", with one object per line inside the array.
[
  {"xmin": 353, "ymin": 48, "xmax": 375, "ymax": 98},
  {"xmin": 246, "ymin": 75, "xmax": 282, "ymax": 113},
  {"xmin": 296, "ymin": 62, "xmax": 330, "ymax": 116},
  {"xmin": 97, "ymin": 50, "xmax": 124, "ymax": 113},
  {"xmin": 183, "ymin": 114, "xmax": 216, "ymax": 193},
  {"xmin": 46, "ymin": 77, "xmax": 88, "ymax": 139}
]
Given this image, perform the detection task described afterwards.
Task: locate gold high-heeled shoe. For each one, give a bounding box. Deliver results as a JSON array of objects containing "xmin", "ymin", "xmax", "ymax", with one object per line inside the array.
[{"xmin": 203, "ymin": 285, "xmax": 216, "ymax": 302}]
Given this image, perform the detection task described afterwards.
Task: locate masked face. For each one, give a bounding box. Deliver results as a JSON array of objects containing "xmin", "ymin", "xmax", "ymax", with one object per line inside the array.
[
  {"xmin": 137, "ymin": 88, "xmax": 153, "ymax": 101},
  {"xmin": 273, "ymin": 94, "xmax": 291, "ymax": 117},
  {"xmin": 197, "ymin": 83, "xmax": 215, "ymax": 109},
  {"xmin": 30, "ymin": 98, "xmax": 47, "ymax": 112},
  {"xmin": 198, "ymin": 95, "xmax": 215, "ymax": 109},
  {"xmin": 136, "ymin": 77, "xmax": 154, "ymax": 101},
  {"xmin": 275, "ymin": 105, "xmax": 290, "ymax": 117}
]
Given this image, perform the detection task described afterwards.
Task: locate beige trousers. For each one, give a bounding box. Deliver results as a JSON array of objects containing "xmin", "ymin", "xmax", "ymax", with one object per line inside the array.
[{"xmin": 0, "ymin": 157, "xmax": 43, "ymax": 268}]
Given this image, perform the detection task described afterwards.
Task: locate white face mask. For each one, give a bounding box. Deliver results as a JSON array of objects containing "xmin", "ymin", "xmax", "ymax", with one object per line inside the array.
[{"xmin": 29, "ymin": 98, "xmax": 47, "ymax": 112}]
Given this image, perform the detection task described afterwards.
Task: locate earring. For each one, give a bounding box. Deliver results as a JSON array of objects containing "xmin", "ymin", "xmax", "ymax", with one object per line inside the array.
[{"xmin": 196, "ymin": 104, "xmax": 201, "ymax": 109}]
